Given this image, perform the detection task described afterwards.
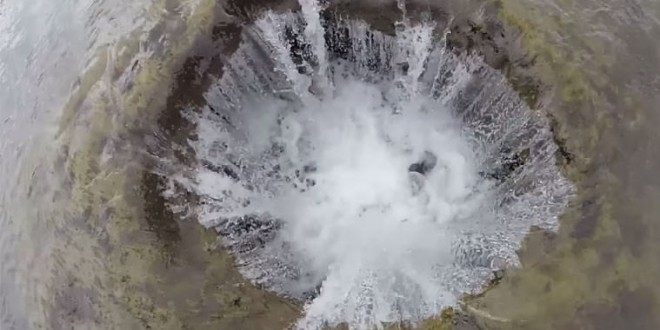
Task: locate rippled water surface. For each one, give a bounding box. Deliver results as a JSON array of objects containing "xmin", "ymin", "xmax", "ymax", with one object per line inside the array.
[{"xmin": 1, "ymin": 0, "xmax": 659, "ymax": 329}]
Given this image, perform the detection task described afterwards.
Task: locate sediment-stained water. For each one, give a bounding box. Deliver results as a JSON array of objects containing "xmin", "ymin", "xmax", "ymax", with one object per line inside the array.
[{"xmin": 0, "ymin": 0, "xmax": 659, "ymax": 329}]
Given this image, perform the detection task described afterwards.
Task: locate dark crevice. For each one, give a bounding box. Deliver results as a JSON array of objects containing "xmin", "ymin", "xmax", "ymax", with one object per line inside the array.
[{"xmin": 547, "ymin": 112, "xmax": 575, "ymax": 166}]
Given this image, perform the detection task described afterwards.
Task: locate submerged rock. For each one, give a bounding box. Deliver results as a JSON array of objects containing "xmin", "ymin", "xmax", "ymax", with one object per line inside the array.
[{"xmin": 408, "ymin": 151, "xmax": 438, "ymax": 176}]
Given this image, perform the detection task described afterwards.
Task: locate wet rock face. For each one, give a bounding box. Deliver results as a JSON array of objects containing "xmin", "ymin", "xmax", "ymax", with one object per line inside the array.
[
  {"xmin": 216, "ymin": 215, "xmax": 281, "ymax": 255},
  {"xmin": 325, "ymin": 0, "xmax": 452, "ymax": 35},
  {"xmin": 225, "ymin": 0, "xmax": 300, "ymax": 20},
  {"xmin": 481, "ymin": 148, "xmax": 530, "ymax": 183}
]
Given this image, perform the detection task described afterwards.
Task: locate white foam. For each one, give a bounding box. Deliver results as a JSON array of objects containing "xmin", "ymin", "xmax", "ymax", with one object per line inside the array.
[
  {"xmin": 266, "ymin": 78, "xmax": 486, "ymax": 329},
  {"xmin": 195, "ymin": 64, "xmax": 492, "ymax": 328}
]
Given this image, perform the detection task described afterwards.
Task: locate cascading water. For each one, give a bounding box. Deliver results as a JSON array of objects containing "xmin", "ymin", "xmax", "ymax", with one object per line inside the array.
[{"xmin": 171, "ymin": 1, "xmax": 574, "ymax": 328}]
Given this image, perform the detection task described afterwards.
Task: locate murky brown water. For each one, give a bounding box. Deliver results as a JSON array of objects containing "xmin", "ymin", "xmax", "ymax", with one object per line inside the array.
[{"xmin": 1, "ymin": 0, "xmax": 659, "ymax": 329}]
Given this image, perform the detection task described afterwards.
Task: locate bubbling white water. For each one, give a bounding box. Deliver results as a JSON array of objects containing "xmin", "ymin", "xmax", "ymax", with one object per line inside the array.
[
  {"xmin": 181, "ymin": 2, "xmax": 574, "ymax": 329},
  {"xmin": 197, "ymin": 70, "xmax": 488, "ymax": 328},
  {"xmin": 266, "ymin": 77, "xmax": 495, "ymax": 329}
]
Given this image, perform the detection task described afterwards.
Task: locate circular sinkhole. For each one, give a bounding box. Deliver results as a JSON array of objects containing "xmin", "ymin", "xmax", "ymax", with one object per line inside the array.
[{"xmin": 174, "ymin": 4, "xmax": 575, "ymax": 329}]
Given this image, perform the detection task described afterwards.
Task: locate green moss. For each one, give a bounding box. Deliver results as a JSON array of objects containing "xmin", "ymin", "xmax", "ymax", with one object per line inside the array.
[
  {"xmin": 418, "ymin": 307, "xmax": 456, "ymax": 330},
  {"xmin": 119, "ymin": 290, "xmax": 183, "ymax": 329},
  {"xmin": 499, "ymin": 5, "xmax": 597, "ymax": 105}
]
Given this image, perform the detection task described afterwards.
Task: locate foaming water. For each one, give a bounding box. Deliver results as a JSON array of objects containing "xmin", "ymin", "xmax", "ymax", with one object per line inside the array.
[
  {"xmin": 180, "ymin": 2, "xmax": 575, "ymax": 329},
  {"xmin": 266, "ymin": 78, "xmax": 491, "ymax": 328}
]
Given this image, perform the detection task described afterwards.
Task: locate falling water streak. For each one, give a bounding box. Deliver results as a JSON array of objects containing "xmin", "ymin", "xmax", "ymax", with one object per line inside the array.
[
  {"xmin": 299, "ymin": 0, "xmax": 330, "ymax": 93},
  {"xmin": 390, "ymin": 23, "xmax": 434, "ymax": 113},
  {"xmin": 256, "ymin": 12, "xmax": 311, "ymax": 98}
]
